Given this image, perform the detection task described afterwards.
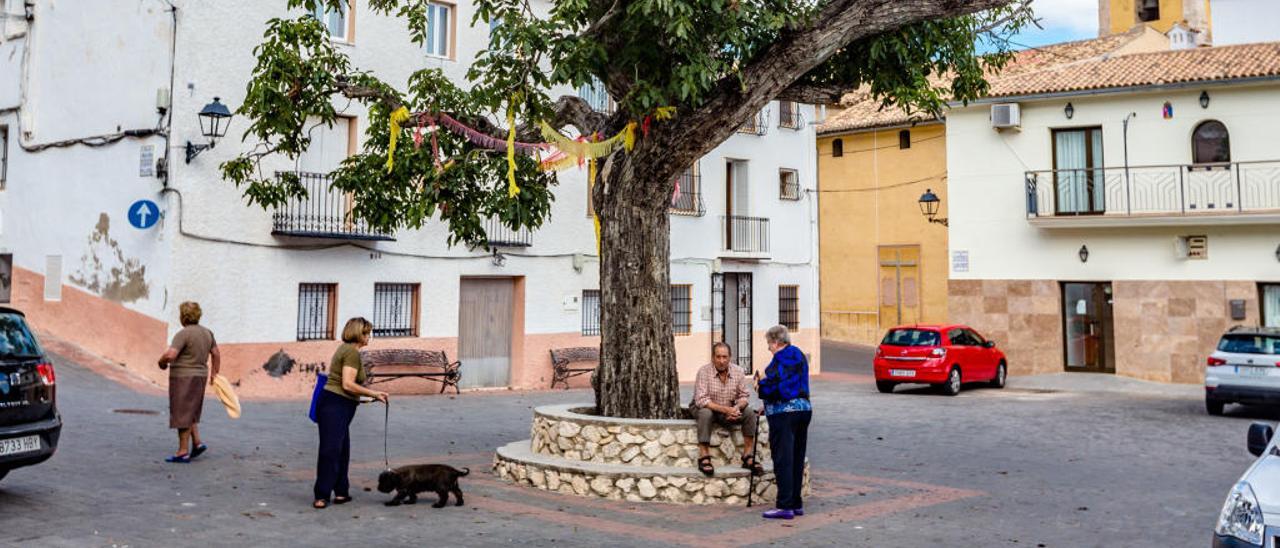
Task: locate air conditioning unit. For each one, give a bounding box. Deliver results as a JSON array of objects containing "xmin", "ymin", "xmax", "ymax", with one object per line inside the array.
[{"xmin": 991, "ymin": 103, "xmax": 1021, "ymax": 129}]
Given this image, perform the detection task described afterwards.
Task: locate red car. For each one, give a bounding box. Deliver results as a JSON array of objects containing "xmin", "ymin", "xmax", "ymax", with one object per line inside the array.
[{"xmin": 873, "ymin": 324, "xmax": 1007, "ymax": 396}]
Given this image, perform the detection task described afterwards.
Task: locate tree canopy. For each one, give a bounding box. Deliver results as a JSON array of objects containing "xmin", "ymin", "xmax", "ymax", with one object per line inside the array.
[
  {"xmin": 224, "ymin": 0, "xmax": 1031, "ymax": 418},
  {"xmin": 223, "ymin": 0, "xmax": 1030, "ymax": 249}
]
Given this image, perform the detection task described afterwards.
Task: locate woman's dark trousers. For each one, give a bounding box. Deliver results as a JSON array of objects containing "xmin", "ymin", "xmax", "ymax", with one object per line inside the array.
[
  {"xmin": 314, "ymin": 390, "xmax": 359, "ymax": 501},
  {"xmin": 767, "ymin": 410, "xmax": 812, "ymax": 510}
]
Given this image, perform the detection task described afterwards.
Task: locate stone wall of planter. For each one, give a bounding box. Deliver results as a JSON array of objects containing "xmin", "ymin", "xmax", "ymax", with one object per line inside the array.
[
  {"xmin": 492, "ymin": 404, "xmax": 808, "ymax": 505},
  {"xmin": 529, "ymin": 405, "xmax": 772, "ymax": 468}
]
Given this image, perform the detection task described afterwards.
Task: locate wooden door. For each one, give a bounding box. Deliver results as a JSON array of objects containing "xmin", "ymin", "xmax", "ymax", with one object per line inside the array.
[
  {"xmin": 458, "ymin": 278, "xmax": 514, "ymax": 388},
  {"xmin": 878, "ymin": 245, "xmax": 921, "ymax": 328}
]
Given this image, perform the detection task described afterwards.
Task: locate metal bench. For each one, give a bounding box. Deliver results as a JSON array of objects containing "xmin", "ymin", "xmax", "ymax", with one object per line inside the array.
[
  {"xmin": 360, "ymin": 349, "xmax": 462, "ymax": 394},
  {"xmin": 549, "ymin": 346, "xmax": 598, "ymax": 389}
]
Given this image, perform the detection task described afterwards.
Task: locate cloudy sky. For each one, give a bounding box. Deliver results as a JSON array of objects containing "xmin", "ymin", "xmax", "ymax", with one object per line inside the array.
[{"xmin": 1013, "ymin": 0, "xmax": 1099, "ymax": 48}]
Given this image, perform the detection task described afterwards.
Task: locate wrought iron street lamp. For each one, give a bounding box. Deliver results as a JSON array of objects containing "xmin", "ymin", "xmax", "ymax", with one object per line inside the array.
[
  {"xmin": 918, "ymin": 188, "xmax": 948, "ymax": 227},
  {"xmin": 1064, "ymin": 102, "xmax": 1074, "ymax": 119},
  {"xmin": 1200, "ymin": 90, "xmax": 1211, "ymax": 109},
  {"xmin": 185, "ymin": 97, "xmax": 233, "ymax": 163},
  {"xmin": 1079, "ymin": 245, "xmax": 1090, "ymax": 263}
]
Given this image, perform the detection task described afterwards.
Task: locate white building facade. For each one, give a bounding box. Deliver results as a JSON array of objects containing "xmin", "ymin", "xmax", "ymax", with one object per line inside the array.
[
  {"xmin": 0, "ymin": 0, "xmax": 820, "ymax": 396},
  {"xmin": 945, "ymin": 43, "xmax": 1280, "ymax": 384}
]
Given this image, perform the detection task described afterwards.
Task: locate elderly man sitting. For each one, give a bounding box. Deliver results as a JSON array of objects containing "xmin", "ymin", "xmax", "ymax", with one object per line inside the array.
[{"xmin": 692, "ymin": 342, "xmax": 764, "ymax": 477}]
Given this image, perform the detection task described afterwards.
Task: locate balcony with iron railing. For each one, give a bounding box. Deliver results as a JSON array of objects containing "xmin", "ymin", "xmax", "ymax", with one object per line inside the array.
[
  {"xmin": 484, "ymin": 217, "xmax": 533, "ymax": 247},
  {"xmin": 1024, "ymin": 160, "xmax": 1280, "ymax": 227},
  {"xmin": 670, "ymin": 169, "xmax": 705, "ymax": 216},
  {"xmin": 737, "ymin": 109, "xmax": 769, "ymax": 136},
  {"xmin": 720, "ymin": 215, "xmax": 770, "ymax": 257},
  {"xmin": 272, "ymin": 171, "xmax": 394, "ymax": 240}
]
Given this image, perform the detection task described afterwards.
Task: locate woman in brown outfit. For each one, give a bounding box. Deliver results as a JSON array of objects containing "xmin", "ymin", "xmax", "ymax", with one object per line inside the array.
[{"xmin": 157, "ymin": 301, "xmax": 220, "ymax": 463}]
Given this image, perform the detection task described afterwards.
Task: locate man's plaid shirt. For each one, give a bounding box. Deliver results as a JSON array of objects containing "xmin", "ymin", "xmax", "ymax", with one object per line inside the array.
[{"xmin": 692, "ymin": 363, "xmax": 750, "ymax": 409}]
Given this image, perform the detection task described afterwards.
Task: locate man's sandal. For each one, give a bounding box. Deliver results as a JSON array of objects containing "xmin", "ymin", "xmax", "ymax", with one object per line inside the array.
[
  {"xmin": 698, "ymin": 456, "xmax": 715, "ymax": 477},
  {"xmin": 742, "ymin": 454, "xmax": 765, "ymax": 477}
]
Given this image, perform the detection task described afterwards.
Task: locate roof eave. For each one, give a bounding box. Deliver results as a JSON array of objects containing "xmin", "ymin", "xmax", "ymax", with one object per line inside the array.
[{"xmin": 949, "ymin": 75, "xmax": 1280, "ymax": 107}]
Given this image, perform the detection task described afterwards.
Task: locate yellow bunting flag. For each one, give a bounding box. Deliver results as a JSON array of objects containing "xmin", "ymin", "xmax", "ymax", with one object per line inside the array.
[
  {"xmin": 622, "ymin": 121, "xmax": 637, "ymax": 151},
  {"xmin": 589, "ymin": 158, "xmax": 600, "ymax": 254},
  {"xmin": 506, "ymin": 106, "xmax": 520, "ymax": 198},
  {"xmin": 385, "ymin": 106, "xmax": 411, "ymax": 173},
  {"xmin": 653, "ymin": 106, "xmax": 677, "ymax": 121}
]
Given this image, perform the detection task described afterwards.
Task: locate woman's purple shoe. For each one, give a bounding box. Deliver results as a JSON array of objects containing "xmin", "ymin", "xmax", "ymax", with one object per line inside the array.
[
  {"xmin": 762, "ymin": 508, "xmax": 795, "ymax": 520},
  {"xmin": 793, "ymin": 508, "xmax": 804, "ymax": 516}
]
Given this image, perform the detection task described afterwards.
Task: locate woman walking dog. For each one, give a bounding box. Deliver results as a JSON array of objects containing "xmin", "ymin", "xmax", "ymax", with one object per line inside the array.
[{"xmin": 313, "ymin": 317, "xmax": 388, "ymax": 509}]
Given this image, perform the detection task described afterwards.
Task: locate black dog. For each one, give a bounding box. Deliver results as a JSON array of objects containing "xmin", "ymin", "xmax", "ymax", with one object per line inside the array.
[{"xmin": 377, "ymin": 464, "xmax": 470, "ymax": 508}]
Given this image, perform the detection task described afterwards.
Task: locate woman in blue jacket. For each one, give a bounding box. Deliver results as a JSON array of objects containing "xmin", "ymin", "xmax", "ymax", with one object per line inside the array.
[{"xmin": 756, "ymin": 324, "xmax": 811, "ymax": 520}]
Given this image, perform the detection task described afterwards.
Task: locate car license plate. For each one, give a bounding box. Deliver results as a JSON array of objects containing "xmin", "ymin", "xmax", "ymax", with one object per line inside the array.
[
  {"xmin": 0, "ymin": 435, "xmax": 41, "ymax": 457},
  {"xmin": 890, "ymin": 369, "xmax": 916, "ymax": 378},
  {"xmin": 1238, "ymin": 366, "xmax": 1271, "ymax": 377}
]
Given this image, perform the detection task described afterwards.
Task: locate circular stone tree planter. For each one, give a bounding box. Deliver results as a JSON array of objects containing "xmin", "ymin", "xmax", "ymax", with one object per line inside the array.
[{"xmin": 493, "ymin": 404, "xmax": 808, "ymax": 505}]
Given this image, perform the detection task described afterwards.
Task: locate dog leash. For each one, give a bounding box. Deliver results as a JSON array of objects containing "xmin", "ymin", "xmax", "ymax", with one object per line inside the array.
[{"xmin": 382, "ymin": 398, "xmax": 391, "ymax": 471}]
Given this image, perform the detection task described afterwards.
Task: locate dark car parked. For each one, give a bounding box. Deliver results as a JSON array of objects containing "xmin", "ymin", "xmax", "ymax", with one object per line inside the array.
[{"xmin": 0, "ymin": 307, "xmax": 60, "ymax": 481}]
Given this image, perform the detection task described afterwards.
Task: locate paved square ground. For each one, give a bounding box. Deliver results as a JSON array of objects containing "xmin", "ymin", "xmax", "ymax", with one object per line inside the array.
[{"xmin": 0, "ymin": 341, "xmax": 1272, "ymax": 546}]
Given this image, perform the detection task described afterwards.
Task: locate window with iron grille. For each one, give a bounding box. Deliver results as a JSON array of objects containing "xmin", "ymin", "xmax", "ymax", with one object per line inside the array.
[
  {"xmin": 372, "ymin": 283, "xmax": 419, "ymax": 338},
  {"xmin": 779, "ymin": 169, "xmax": 800, "ymax": 201},
  {"xmin": 298, "ymin": 283, "xmax": 337, "ymax": 341},
  {"xmin": 582, "ymin": 289, "xmax": 601, "ymax": 336},
  {"xmin": 670, "ymin": 164, "xmax": 704, "ymax": 216},
  {"xmin": 779, "ymin": 285, "xmax": 799, "ymax": 331},
  {"xmin": 671, "ymin": 285, "xmax": 692, "ymax": 335},
  {"xmin": 778, "ymin": 101, "xmax": 803, "ymax": 129}
]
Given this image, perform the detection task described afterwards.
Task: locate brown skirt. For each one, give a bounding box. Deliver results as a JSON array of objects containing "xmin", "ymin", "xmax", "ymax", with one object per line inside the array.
[{"xmin": 169, "ymin": 375, "xmax": 207, "ymax": 429}]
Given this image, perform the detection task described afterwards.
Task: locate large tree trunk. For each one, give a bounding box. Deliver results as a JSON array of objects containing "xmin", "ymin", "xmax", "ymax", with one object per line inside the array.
[{"xmin": 593, "ymin": 145, "xmax": 683, "ymax": 419}]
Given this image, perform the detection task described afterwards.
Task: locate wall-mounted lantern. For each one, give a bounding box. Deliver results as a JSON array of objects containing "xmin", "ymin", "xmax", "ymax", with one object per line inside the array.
[
  {"xmin": 185, "ymin": 97, "xmax": 233, "ymax": 163},
  {"xmin": 1275, "ymin": 243, "xmax": 1280, "ymax": 262},
  {"xmin": 1078, "ymin": 245, "xmax": 1090, "ymax": 263},
  {"xmin": 917, "ymin": 189, "xmax": 948, "ymax": 227},
  {"xmin": 1064, "ymin": 102, "xmax": 1075, "ymax": 119},
  {"xmin": 1199, "ymin": 90, "xmax": 1211, "ymax": 109}
]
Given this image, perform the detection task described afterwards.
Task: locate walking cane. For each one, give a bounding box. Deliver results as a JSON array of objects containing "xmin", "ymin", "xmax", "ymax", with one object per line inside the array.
[
  {"xmin": 747, "ymin": 370, "xmax": 763, "ymax": 507},
  {"xmin": 746, "ymin": 404, "xmax": 762, "ymax": 507}
]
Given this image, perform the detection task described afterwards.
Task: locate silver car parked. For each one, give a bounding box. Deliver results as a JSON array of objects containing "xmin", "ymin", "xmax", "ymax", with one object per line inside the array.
[
  {"xmin": 1214, "ymin": 422, "xmax": 1279, "ymax": 547},
  {"xmin": 1205, "ymin": 327, "xmax": 1280, "ymax": 416}
]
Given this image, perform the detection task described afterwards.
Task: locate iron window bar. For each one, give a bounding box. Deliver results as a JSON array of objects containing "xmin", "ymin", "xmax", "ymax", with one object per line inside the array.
[
  {"xmin": 779, "ymin": 285, "xmax": 799, "ymax": 331},
  {"xmin": 581, "ymin": 290, "xmax": 601, "ymax": 336},
  {"xmin": 372, "ymin": 283, "xmax": 418, "ymax": 338},
  {"xmin": 778, "ymin": 102, "xmax": 804, "ymax": 130},
  {"xmin": 671, "ymin": 285, "xmax": 692, "ymax": 335},
  {"xmin": 779, "ymin": 170, "xmax": 801, "ymax": 201},
  {"xmin": 297, "ymin": 283, "xmax": 336, "ymax": 341},
  {"xmin": 737, "ymin": 109, "xmax": 770, "ymax": 136},
  {"xmin": 272, "ymin": 171, "xmax": 394, "ymax": 241},
  {"xmin": 670, "ymin": 168, "xmax": 705, "ymax": 216}
]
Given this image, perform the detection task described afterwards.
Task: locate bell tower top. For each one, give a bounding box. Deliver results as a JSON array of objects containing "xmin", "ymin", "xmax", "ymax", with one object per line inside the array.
[{"xmin": 1098, "ymin": 0, "xmax": 1212, "ymax": 46}]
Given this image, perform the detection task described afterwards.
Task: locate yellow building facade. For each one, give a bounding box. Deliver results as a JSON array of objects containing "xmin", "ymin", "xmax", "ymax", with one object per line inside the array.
[
  {"xmin": 1100, "ymin": 0, "xmax": 1211, "ymax": 40},
  {"xmin": 817, "ymin": 122, "xmax": 949, "ymax": 345}
]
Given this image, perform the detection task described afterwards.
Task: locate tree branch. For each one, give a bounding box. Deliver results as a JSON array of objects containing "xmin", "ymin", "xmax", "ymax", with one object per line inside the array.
[
  {"xmin": 775, "ymin": 82, "xmax": 848, "ymax": 105},
  {"xmin": 675, "ymin": 0, "xmax": 1014, "ymax": 156}
]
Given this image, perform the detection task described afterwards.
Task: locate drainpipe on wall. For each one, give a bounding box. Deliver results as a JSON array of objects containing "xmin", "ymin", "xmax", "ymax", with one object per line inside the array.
[{"xmin": 1122, "ymin": 112, "xmax": 1136, "ymax": 216}]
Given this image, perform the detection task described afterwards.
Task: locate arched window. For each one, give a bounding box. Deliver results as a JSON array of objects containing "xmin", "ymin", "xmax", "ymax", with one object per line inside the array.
[
  {"xmin": 832, "ymin": 138, "xmax": 844, "ymax": 157},
  {"xmin": 1192, "ymin": 120, "xmax": 1230, "ymax": 164}
]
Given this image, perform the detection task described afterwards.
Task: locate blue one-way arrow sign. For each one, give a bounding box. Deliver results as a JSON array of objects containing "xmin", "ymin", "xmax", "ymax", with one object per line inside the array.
[{"xmin": 128, "ymin": 199, "xmax": 160, "ymax": 230}]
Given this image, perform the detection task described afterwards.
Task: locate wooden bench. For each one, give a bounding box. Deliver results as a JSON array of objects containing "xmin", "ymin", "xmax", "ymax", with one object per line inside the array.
[
  {"xmin": 549, "ymin": 346, "xmax": 598, "ymax": 389},
  {"xmin": 361, "ymin": 349, "xmax": 462, "ymax": 394}
]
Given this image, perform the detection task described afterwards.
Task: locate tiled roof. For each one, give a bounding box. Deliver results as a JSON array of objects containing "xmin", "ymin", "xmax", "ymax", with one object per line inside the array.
[
  {"xmin": 985, "ymin": 41, "xmax": 1280, "ymax": 98},
  {"xmin": 817, "ymin": 26, "xmax": 1169, "ymax": 135}
]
